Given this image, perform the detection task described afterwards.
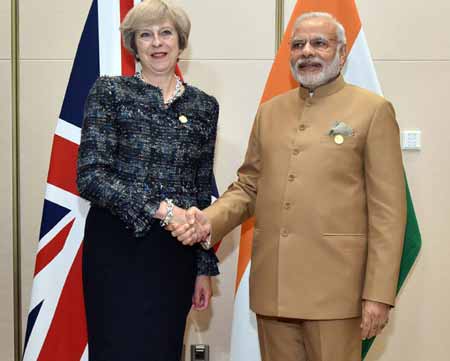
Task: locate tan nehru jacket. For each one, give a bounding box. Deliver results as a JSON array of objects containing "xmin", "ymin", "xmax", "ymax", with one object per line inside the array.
[{"xmin": 205, "ymin": 75, "xmax": 406, "ymax": 320}]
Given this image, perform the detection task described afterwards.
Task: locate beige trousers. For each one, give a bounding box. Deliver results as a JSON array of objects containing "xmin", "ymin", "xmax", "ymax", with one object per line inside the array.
[{"xmin": 257, "ymin": 315, "xmax": 362, "ymax": 361}]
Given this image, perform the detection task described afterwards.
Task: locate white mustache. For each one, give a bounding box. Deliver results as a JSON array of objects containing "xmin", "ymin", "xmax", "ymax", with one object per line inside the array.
[{"xmin": 296, "ymin": 57, "xmax": 325, "ymax": 68}]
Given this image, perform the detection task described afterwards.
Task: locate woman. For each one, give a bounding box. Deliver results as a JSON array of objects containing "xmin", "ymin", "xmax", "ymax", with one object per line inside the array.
[{"xmin": 76, "ymin": 1, "xmax": 219, "ymax": 360}]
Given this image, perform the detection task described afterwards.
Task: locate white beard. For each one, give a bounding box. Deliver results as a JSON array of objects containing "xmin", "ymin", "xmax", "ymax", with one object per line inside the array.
[{"xmin": 290, "ymin": 49, "xmax": 342, "ymax": 89}]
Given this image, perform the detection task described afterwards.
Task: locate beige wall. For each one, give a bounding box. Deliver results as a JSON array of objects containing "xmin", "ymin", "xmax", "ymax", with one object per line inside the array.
[
  {"xmin": 356, "ymin": 0, "xmax": 450, "ymax": 359},
  {"xmin": 1, "ymin": 0, "xmax": 15, "ymax": 360},
  {"xmin": 4, "ymin": 1, "xmax": 449, "ymax": 361}
]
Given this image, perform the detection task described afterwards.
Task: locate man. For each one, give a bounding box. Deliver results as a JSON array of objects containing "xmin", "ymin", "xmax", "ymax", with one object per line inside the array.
[{"xmin": 172, "ymin": 12, "xmax": 406, "ymax": 361}]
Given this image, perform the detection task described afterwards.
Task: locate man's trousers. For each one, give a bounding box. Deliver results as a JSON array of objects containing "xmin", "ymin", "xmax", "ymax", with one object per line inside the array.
[{"xmin": 257, "ymin": 314, "xmax": 362, "ymax": 361}]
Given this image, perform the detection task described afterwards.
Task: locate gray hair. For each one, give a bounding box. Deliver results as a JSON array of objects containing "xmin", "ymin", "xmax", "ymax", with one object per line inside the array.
[
  {"xmin": 120, "ymin": 0, "xmax": 191, "ymax": 59},
  {"xmin": 292, "ymin": 12, "xmax": 347, "ymax": 45}
]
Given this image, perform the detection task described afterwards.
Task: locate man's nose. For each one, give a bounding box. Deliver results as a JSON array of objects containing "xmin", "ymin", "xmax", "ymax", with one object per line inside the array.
[{"xmin": 301, "ymin": 42, "xmax": 315, "ymax": 57}]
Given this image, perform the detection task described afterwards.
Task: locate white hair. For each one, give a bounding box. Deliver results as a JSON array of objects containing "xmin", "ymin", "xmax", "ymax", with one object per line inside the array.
[{"xmin": 292, "ymin": 12, "xmax": 347, "ymax": 45}]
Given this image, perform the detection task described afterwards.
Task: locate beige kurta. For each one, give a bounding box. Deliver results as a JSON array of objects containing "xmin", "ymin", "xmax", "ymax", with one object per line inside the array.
[{"xmin": 205, "ymin": 75, "xmax": 406, "ymax": 320}]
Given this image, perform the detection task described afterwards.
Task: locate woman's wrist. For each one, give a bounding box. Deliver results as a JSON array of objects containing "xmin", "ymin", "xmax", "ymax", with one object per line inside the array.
[
  {"xmin": 160, "ymin": 199, "xmax": 174, "ymax": 226},
  {"xmin": 154, "ymin": 201, "xmax": 168, "ymax": 220}
]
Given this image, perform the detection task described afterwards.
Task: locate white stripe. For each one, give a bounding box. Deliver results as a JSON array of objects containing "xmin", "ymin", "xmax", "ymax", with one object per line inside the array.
[
  {"xmin": 55, "ymin": 118, "xmax": 81, "ymax": 145},
  {"xmin": 38, "ymin": 184, "xmax": 90, "ymax": 251},
  {"xmin": 230, "ymin": 263, "xmax": 261, "ymax": 361},
  {"xmin": 80, "ymin": 345, "xmax": 89, "ymax": 361},
  {"xmin": 23, "ymin": 186, "xmax": 90, "ymax": 361},
  {"xmin": 98, "ymin": 0, "xmax": 122, "ymax": 75},
  {"xmin": 23, "ymin": 214, "xmax": 87, "ymax": 361},
  {"xmin": 37, "ymin": 212, "xmax": 75, "ymax": 252},
  {"xmin": 343, "ymin": 29, "xmax": 382, "ymax": 96},
  {"xmin": 45, "ymin": 183, "xmax": 90, "ymax": 213}
]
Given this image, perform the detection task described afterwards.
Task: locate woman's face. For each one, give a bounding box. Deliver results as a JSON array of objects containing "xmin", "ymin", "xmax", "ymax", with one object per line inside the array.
[{"xmin": 135, "ymin": 20, "xmax": 181, "ymax": 77}]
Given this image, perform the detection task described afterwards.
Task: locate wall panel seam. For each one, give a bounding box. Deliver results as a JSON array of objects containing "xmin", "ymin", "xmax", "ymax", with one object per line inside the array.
[
  {"xmin": 275, "ymin": 0, "xmax": 284, "ymax": 53},
  {"xmin": 11, "ymin": 0, "xmax": 22, "ymax": 360}
]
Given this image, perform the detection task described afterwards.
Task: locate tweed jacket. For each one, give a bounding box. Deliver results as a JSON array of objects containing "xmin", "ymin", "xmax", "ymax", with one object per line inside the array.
[
  {"xmin": 77, "ymin": 75, "xmax": 219, "ymax": 276},
  {"xmin": 205, "ymin": 75, "xmax": 406, "ymax": 318}
]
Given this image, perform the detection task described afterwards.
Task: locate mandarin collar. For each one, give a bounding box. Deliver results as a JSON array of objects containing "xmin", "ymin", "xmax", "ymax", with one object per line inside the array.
[{"xmin": 298, "ymin": 74, "xmax": 346, "ymax": 100}]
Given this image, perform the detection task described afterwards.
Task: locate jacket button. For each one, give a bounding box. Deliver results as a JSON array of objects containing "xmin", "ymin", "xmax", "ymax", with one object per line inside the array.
[
  {"xmin": 293, "ymin": 149, "xmax": 300, "ymax": 155},
  {"xmin": 281, "ymin": 229, "xmax": 289, "ymax": 237},
  {"xmin": 298, "ymin": 124, "xmax": 306, "ymax": 131},
  {"xmin": 284, "ymin": 202, "xmax": 291, "ymax": 210},
  {"xmin": 288, "ymin": 174, "xmax": 296, "ymax": 182}
]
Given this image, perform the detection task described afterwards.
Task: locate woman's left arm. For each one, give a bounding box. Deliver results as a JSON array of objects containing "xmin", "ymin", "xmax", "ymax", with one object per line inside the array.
[
  {"xmin": 192, "ymin": 275, "xmax": 212, "ymax": 311},
  {"xmin": 194, "ymin": 96, "xmax": 220, "ymax": 278}
]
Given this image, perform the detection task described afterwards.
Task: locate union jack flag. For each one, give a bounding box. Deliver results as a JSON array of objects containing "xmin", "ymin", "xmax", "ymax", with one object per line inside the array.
[{"xmin": 23, "ymin": 1, "xmax": 220, "ymax": 359}]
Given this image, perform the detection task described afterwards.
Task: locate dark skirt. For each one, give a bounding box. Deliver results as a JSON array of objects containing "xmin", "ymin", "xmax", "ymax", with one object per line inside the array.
[{"xmin": 82, "ymin": 206, "xmax": 196, "ymax": 361}]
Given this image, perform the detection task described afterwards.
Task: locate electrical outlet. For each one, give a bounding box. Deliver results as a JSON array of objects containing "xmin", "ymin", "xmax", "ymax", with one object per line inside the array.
[
  {"xmin": 191, "ymin": 344, "xmax": 209, "ymax": 361},
  {"xmin": 401, "ymin": 130, "xmax": 421, "ymax": 150}
]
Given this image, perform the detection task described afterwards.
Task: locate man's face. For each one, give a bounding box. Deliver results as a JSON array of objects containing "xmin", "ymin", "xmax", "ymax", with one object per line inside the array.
[{"xmin": 289, "ymin": 17, "xmax": 346, "ymax": 89}]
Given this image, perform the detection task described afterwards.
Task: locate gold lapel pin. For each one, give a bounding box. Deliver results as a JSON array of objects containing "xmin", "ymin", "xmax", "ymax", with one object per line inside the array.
[
  {"xmin": 179, "ymin": 115, "xmax": 188, "ymax": 124},
  {"xmin": 334, "ymin": 134, "xmax": 344, "ymax": 145}
]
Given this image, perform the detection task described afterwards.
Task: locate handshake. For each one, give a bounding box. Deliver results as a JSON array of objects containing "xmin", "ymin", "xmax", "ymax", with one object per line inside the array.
[{"xmin": 165, "ymin": 205, "xmax": 212, "ymax": 249}]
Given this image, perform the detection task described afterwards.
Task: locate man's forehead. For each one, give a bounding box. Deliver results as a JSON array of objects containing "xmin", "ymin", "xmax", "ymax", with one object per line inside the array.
[{"xmin": 293, "ymin": 18, "xmax": 337, "ymax": 37}]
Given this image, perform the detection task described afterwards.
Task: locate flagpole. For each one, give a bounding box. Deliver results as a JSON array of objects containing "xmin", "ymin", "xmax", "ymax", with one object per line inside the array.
[
  {"xmin": 275, "ymin": 0, "xmax": 284, "ymax": 53},
  {"xmin": 11, "ymin": 0, "xmax": 23, "ymax": 359}
]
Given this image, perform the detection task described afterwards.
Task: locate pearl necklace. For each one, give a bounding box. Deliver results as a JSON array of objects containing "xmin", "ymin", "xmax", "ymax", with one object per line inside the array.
[{"xmin": 136, "ymin": 72, "xmax": 184, "ymax": 107}]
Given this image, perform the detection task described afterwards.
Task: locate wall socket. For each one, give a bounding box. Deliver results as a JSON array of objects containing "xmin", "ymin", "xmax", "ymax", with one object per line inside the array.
[
  {"xmin": 190, "ymin": 344, "xmax": 210, "ymax": 361},
  {"xmin": 401, "ymin": 130, "xmax": 421, "ymax": 150}
]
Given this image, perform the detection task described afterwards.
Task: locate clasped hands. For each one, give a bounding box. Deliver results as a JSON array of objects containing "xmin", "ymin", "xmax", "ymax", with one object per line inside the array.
[{"xmin": 167, "ymin": 206, "xmax": 211, "ymax": 246}]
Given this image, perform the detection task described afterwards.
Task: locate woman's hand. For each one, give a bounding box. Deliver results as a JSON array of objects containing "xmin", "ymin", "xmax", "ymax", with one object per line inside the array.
[{"xmin": 192, "ymin": 275, "xmax": 212, "ymax": 311}]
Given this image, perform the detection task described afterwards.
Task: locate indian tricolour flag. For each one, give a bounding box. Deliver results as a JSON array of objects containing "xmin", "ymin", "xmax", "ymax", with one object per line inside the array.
[{"xmin": 229, "ymin": 0, "xmax": 422, "ymax": 360}]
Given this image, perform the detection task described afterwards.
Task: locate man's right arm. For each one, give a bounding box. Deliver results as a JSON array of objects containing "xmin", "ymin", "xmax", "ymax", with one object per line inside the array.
[
  {"xmin": 170, "ymin": 108, "xmax": 263, "ymax": 247},
  {"xmin": 203, "ymin": 108, "xmax": 262, "ymax": 246}
]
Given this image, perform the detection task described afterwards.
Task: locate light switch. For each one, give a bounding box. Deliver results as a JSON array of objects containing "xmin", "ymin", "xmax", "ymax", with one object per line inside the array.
[{"xmin": 401, "ymin": 130, "xmax": 421, "ymax": 151}]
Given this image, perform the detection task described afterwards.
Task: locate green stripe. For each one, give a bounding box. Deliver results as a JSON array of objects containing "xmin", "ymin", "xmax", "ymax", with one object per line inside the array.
[{"xmin": 362, "ymin": 175, "xmax": 422, "ymax": 359}]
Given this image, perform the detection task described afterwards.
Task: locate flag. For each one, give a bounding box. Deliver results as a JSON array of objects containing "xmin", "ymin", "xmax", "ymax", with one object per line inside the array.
[
  {"xmin": 229, "ymin": 1, "xmax": 422, "ymax": 360},
  {"xmin": 23, "ymin": 1, "xmax": 220, "ymax": 360}
]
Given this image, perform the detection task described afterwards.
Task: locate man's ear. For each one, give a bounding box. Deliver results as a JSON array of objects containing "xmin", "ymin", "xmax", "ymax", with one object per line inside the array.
[{"xmin": 339, "ymin": 44, "xmax": 347, "ymax": 68}]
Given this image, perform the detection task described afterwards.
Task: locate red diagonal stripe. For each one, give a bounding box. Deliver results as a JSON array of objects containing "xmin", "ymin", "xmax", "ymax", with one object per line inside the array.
[
  {"xmin": 34, "ymin": 219, "xmax": 75, "ymax": 276},
  {"xmin": 38, "ymin": 243, "xmax": 87, "ymax": 361},
  {"xmin": 47, "ymin": 135, "xmax": 79, "ymax": 195},
  {"xmin": 120, "ymin": 0, "xmax": 135, "ymax": 76}
]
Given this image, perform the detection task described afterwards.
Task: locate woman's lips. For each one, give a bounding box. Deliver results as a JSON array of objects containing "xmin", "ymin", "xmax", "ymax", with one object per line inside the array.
[{"xmin": 151, "ymin": 52, "xmax": 167, "ymax": 58}]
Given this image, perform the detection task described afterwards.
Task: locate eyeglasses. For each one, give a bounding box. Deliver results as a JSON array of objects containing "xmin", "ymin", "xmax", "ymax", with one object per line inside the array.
[
  {"xmin": 290, "ymin": 37, "xmax": 340, "ymax": 51},
  {"xmin": 136, "ymin": 27, "xmax": 175, "ymax": 42}
]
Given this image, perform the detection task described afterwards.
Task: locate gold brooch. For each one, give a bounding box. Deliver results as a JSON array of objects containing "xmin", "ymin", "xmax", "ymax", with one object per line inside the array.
[
  {"xmin": 328, "ymin": 121, "xmax": 353, "ymax": 145},
  {"xmin": 334, "ymin": 134, "xmax": 344, "ymax": 145}
]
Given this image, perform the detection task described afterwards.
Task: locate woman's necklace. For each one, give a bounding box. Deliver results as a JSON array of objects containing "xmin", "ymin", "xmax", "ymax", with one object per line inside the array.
[{"xmin": 136, "ymin": 72, "xmax": 184, "ymax": 107}]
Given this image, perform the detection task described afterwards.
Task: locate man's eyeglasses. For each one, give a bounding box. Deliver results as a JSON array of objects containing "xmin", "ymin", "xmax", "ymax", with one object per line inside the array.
[{"xmin": 290, "ymin": 37, "xmax": 340, "ymax": 51}]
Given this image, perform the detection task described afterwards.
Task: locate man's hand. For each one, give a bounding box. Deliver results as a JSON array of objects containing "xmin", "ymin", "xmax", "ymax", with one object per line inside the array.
[
  {"xmin": 166, "ymin": 207, "xmax": 211, "ymax": 246},
  {"xmin": 192, "ymin": 275, "xmax": 212, "ymax": 311},
  {"xmin": 361, "ymin": 300, "xmax": 390, "ymax": 340}
]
